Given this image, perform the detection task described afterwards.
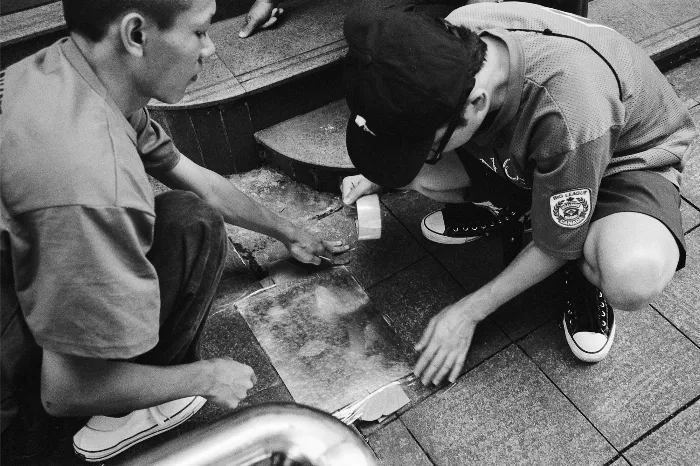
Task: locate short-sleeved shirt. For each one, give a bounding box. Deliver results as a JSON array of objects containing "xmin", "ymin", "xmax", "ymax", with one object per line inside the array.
[
  {"xmin": 0, "ymin": 37, "xmax": 181, "ymax": 359},
  {"xmin": 446, "ymin": 3, "xmax": 697, "ymax": 260}
]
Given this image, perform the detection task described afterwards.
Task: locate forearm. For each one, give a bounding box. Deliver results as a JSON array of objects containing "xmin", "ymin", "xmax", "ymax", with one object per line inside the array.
[
  {"xmin": 470, "ymin": 241, "xmax": 568, "ymax": 319},
  {"xmin": 41, "ymin": 351, "xmax": 213, "ymax": 417}
]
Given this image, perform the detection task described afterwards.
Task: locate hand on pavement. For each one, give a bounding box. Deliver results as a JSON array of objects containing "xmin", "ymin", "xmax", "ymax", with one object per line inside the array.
[
  {"xmin": 203, "ymin": 358, "xmax": 257, "ymax": 409},
  {"xmin": 413, "ymin": 295, "xmax": 492, "ymax": 386},
  {"xmin": 341, "ymin": 175, "xmax": 382, "ymax": 205},
  {"xmin": 239, "ymin": 0, "xmax": 284, "ymax": 38},
  {"xmin": 285, "ymin": 228, "xmax": 349, "ymax": 266}
]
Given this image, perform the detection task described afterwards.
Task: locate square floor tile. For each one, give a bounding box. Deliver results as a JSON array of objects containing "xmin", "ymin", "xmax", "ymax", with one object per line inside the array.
[
  {"xmin": 211, "ymin": 0, "xmax": 352, "ymax": 77},
  {"xmin": 201, "ymin": 306, "xmax": 282, "ymax": 394},
  {"xmin": 401, "ymin": 345, "xmax": 617, "ymax": 465},
  {"xmin": 367, "ymin": 419, "xmax": 432, "ymax": 466},
  {"xmin": 520, "ymin": 307, "xmax": 700, "ymax": 449},
  {"xmin": 681, "ymin": 197, "xmax": 700, "ymax": 233},
  {"xmin": 652, "ymin": 228, "xmax": 700, "ymax": 346},
  {"xmin": 665, "ymin": 54, "xmax": 700, "ymax": 108},
  {"xmin": 313, "ymin": 205, "xmax": 429, "ymax": 290},
  {"xmin": 625, "ymin": 399, "xmax": 700, "ymax": 465},
  {"xmin": 589, "ymin": 0, "xmax": 669, "ymax": 44},
  {"xmin": 489, "ymin": 271, "xmax": 562, "ymax": 341},
  {"xmin": 367, "ymin": 256, "xmax": 510, "ymax": 372},
  {"xmin": 681, "ymin": 106, "xmax": 700, "ymax": 206}
]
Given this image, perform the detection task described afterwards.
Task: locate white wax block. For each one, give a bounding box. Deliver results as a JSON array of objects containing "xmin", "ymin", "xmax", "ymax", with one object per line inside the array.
[{"xmin": 356, "ymin": 194, "xmax": 381, "ymax": 240}]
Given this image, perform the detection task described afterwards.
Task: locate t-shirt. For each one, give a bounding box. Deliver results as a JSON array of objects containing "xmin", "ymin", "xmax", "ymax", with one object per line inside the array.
[
  {"xmin": 0, "ymin": 37, "xmax": 181, "ymax": 360},
  {"xmin": 446, "ymin": 2, "xmax": 697, "ymax": 260}
]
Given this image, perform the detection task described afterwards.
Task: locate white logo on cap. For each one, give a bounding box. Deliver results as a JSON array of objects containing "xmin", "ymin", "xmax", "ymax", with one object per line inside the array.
[{"xmin": 355, "ymin": 115, "xmax": 377, "ymax": 137}]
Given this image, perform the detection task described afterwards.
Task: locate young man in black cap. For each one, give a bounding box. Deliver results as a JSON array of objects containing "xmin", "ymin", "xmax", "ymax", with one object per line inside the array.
[{"xmin": 341, "ymin": 3, "xmax": 696, "ymax": 385}]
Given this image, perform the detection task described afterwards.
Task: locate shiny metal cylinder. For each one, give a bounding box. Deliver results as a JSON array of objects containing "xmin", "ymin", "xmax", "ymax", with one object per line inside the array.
[{"xmin": 124, "ymin": 403, "xmax": 377, "ymax": 466}]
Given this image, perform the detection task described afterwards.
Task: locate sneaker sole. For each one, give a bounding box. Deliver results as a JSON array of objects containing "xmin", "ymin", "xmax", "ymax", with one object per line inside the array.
[
  {"xmin": 421, "ymin": 221, "xmax": 483, "ymax": 245},
  {"xmin": 73, "ymin": 396, "xmax": 207, "ymax": 462},
  {"xmin": 564, "ymin": 316, "xmax": 617, "ymax": 363}
]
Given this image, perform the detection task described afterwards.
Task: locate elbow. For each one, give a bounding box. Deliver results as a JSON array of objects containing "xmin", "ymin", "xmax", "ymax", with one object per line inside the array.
[{"xmin": 40, "ymin": 380, "xmax": 81, "ymax": 417}]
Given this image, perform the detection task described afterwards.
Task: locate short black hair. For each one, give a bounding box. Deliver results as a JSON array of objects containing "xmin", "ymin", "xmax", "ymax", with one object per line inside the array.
[
  {"xmin": 62, "ymin": 0, "xmax": 192, "ymax": 42},
  {"xmin": 438, "ymin": 18, "xmax": 487, "ymax": 127}
]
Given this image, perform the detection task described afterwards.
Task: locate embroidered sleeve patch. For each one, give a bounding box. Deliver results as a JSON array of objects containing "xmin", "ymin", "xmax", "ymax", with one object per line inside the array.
[{"xmin": 549, "ymin": 188, "xmax": 591, "ymax": 228}]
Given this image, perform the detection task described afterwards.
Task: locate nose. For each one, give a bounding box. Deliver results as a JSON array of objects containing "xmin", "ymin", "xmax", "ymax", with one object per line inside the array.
[{"xmin": 201, "ymin": 35, "xmax": 216, "ymax": 61}]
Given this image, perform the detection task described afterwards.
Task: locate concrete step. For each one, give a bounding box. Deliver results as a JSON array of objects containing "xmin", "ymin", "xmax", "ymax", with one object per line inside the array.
[
  {"xmin": 254, "ymin": 100, "xmax": 356, "ymax": 192},
  {"xmin": 256, "ymin": 0, "xmax": 700, "ymax": 192}
]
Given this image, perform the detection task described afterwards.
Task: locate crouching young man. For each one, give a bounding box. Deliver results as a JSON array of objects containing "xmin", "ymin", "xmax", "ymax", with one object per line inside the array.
[
  {"xmin": 341, "ymin": 4, "xmax": 696, "ymax": 385},
  {"xmin": 0, "ymin": 0, "xmax": 346, "ymax": 462}
]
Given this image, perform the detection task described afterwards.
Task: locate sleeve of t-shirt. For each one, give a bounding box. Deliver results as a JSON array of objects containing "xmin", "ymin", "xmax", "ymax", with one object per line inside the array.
[
  {"xmin": 529, "ymin": 116, "xmax": 614, "ymax": 260},
  {"xmin": 11, "ymin": 205, "xmax": 161, "ymax": 359},
  {"xmin": 129, "ymin": 108, "xmax": 182, "ymax": 174}
]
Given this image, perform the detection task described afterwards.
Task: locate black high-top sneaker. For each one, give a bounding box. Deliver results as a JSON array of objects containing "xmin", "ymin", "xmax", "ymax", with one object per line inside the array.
[
  {"xmin": 421, "ymin": 202, "xmax": 517, "ymax": 245},
  {"xmin": 561, "ymin": 263, "xmax": 616, "ymax": 362}
]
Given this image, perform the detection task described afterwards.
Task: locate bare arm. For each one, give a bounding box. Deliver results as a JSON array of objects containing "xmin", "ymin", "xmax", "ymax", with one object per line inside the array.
[
  {"xmin": 414, "ymin": 241, "xmax": 567, "ymax": 385},
  {"xmin": 41, "ymin": 350, "xmax": 256, "ymax": 417},
  {"xmin": 154, "ymin": 156, "xmax": 347, "ymax": 264}
]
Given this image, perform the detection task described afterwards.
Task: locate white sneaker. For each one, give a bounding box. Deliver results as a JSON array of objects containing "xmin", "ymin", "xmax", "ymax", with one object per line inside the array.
[{"xmin": 73, "ymin": 396, "xmax": 206, "ymax": 462}]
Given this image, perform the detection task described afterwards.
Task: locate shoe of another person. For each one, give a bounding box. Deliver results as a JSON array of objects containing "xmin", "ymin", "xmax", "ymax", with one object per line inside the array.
[
  {"xmin": 561, "ymin": 264, "xmax": 616, "ymax": 362},
  {"xmin": 421, "ymin": 202, "xmax": 517, "ymax": 244},
  {"xmin": 73, "ymin": 396, "xmax": 207, "ymax": 462}
]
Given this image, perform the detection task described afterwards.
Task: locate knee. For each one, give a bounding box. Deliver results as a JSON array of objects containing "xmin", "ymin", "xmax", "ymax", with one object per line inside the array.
[
  {"xmin": 155, "ymin": 191, "xmax": 225, "ymax": 236},
  {"xmin": 597, "ymin": 252, "xmax": 674, "ymax": 311}
]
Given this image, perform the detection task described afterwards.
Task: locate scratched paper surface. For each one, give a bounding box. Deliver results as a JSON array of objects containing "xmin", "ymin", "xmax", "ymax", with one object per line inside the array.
[{"xmin": 235, "ymin": 267, "xmax": 412, "ymax": 413}]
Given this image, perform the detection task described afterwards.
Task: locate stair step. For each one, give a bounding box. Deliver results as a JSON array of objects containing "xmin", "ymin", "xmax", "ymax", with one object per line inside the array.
[{"xmin": 255, "ymin": 100, "xmax": 356, "ymax": 193}]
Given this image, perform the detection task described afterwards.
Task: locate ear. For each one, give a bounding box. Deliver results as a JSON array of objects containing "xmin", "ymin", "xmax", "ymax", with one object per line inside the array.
[
  {"xmin": 468, "ymin": 88, "xmax": 490, "ymax": 116},
  {"xmin": 120, "ymin": 12, "xmax": 147, "ymax": 57}
]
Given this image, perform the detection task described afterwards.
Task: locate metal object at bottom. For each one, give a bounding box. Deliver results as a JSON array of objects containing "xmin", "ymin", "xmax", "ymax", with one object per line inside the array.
[{"xmin": 124, "ymin": 403, "xmax": 378, "ymax": 466}]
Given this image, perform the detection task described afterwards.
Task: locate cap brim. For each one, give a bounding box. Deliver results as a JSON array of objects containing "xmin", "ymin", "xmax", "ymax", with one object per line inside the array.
[{"xmin": 346, "ymin": 115, "xmax": 434, "ymax": 189}]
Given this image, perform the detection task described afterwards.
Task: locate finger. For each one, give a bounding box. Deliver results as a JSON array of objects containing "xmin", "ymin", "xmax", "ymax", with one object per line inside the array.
[
  {"xmin": 260, "ymin": 16, "xmax": 278, "ymax": 29},
  {"xmin": 421, "ymin": 350, "xmax": 448, "ymax": 385},
  {"xmin": 413, "ymin": 340, "xmax": 439, "ymax": 378},
  {"xmin": 277, "ymin": 7, "xmax": 284, "ymax": 15},
  {"xmin": 415, "ymin": 319, "xmax": 436, "ymax": 351},
  {"xmin": 433, "ymin": 354, "xmax": 455, "ymax": 385},
  {"xmin": 449, "ymin": 351, "xmax": 467, "ymax": 383},
  {"xmin": 238, "ymin": 16, "xmax": 260, "ymax": 38}
]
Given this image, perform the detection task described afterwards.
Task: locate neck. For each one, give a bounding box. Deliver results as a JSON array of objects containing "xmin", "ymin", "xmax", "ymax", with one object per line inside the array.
[
  {"xmin": 72, "ymin": 33, "xmax": 149, "ymax": 116},
  {"xmin": 479, "ymin": 35, "xmax": 510, "ymax": 112}
]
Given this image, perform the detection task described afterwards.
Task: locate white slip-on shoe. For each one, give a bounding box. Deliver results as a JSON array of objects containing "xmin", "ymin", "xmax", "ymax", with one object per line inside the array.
[{"xmin": 73, "ymin": 396, "xmax": 206, "ymax": 462}]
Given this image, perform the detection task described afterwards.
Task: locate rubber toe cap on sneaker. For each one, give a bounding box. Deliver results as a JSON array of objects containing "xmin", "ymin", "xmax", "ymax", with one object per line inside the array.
[
  {"xmin": 422, "ymin": 210, "xmax": 445, "ymax": 234},
  {"xmin": 572, "ymin": 332, "xmax": 608, "ymax": 353}
]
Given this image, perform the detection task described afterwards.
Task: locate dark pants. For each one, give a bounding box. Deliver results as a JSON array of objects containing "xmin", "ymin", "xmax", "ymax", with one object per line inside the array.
[{"xmin": 1, "ymin": 190, "xmax": 227, "ymax": 463}]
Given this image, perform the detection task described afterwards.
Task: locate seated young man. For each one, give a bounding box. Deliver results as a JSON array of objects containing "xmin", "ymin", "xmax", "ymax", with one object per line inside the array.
[
  {"xmin": 0, "ymin": 0, "xmax": 346, "ymax": 462},
  {"xmin": 341, "ymin": 4, "xmax": 696, "ymax": 385}
]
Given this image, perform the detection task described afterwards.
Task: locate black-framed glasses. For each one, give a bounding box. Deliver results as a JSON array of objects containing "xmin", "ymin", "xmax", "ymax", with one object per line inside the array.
[{"xmin": 424, "ymin": 82, "xmax": 472, "ymax": 165}]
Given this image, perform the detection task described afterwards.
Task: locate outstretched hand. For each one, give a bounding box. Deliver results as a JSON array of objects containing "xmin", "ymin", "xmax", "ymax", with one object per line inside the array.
[
  {"xmin": 285, "ymin": 227, "xmax": 349, "ymax": 266},
  {"xmin": 413, "ymin": 294, "xmax": 493, "ymax": 386},
  {"xmin": 239, "ymin": 0, "xmax": 284, "ymax": 38}
]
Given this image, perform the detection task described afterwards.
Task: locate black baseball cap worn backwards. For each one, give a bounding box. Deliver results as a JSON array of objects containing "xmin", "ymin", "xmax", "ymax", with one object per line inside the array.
[{"xmin": 343, "ymin": 8, "xmax": 476, "ymax": 188}]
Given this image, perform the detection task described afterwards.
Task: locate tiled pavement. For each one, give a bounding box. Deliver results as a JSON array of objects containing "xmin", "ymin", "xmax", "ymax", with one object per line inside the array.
[
  {"xmin": 108, "ymin": 57, "xmax": 700, "ymax": 465},
  {"xmin": 21, "ymin": 0, "xmax": 699, "ymax": 464}
]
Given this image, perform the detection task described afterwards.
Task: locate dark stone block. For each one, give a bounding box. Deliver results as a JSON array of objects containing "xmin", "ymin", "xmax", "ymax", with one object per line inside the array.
[
  {"xmin": 189, "ymin": 106, "xmax": 235, "ymax": 175},
  {"xmin": 245, "ymin": 62, "xmax": 345, "ymax": 133},
  {"xmin": 220, "ymin": 101, "xmax": 261, "ymax": 173},
  {"xmin": 151, "ymin": 110, "xmax": 206, "ymax": 168}
]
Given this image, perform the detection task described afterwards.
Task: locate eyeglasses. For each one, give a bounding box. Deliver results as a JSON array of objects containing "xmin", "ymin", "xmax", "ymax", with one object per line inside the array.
[
  {"xmin": 424, "ymin": 122, "xmax": 458, "ymax": 165},
  {"xmin": 424, "ymin": 82, "xmax": 471, "ymax": 165}
]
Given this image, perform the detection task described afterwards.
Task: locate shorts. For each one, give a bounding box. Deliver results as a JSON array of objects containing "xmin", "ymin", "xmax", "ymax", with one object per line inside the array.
[{"xmin": 456, "ymin": 150, "xmax": 687, "ymax": 270}]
